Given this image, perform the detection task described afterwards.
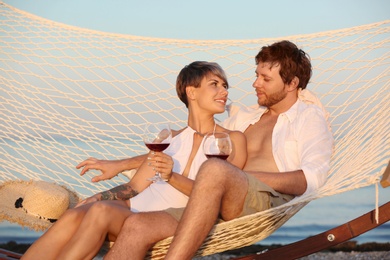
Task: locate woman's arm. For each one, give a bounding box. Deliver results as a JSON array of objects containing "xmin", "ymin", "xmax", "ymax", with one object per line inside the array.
[
  {"xmin": 76, "ymin": 152, "xmax": 168, "ymax": 207},
  {"xmin": 164, "ymin": 172, "xmax": 194, "ymax": 196},
  {"xmin": 75, "ymin": 181, "xmax": 139, "ymax": 207},
  {"xmin": 145, "ymin": 152, "xmax": 195, "ymax": 196},
  {"xmin": 76, "ymin": 154, "xmax": 147, "ymax": 182},
  {"xmin": 227, "ymin": 130, "xmax": 247, "ymax": 169}
]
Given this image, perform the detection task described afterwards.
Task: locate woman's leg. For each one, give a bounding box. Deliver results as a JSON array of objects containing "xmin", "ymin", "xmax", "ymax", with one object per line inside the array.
[
  {"xmin": 57, "ymin": 200, "xmax": 132, "ymax": 260},
  {"xmin": 21, "ymin": 203, "xmax": 94, "ymax": 260}
]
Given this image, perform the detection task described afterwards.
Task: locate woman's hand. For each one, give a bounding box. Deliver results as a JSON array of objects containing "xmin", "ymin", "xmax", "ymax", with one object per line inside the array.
[
  {"xmin": 148, "ymin": 152, "xmax": 174, "ymax": 182},
  {"xmin": 76, "ymin": 157, "xmax": 123, "ymax": 182},
  {"xmin": 75, "ymin": 194, "xmax": 101, "ymax": 208}
]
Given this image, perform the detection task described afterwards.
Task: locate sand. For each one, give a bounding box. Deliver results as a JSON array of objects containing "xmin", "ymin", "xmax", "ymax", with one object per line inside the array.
[
  {"xmin": 1, "ymin": 241, "xmax": 389, "ymax": 259},
  {"xmin": 198, "ymin": 251, "xmax": 390, "ymax": 259}
]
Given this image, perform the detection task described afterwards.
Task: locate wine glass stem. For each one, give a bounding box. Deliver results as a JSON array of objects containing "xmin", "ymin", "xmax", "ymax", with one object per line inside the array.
[{"xmin": 147, "ymin": 171, "xmax": 163, "ymax": 182}]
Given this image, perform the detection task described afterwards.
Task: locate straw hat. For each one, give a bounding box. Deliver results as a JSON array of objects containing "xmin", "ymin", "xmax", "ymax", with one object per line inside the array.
[{"xmin": 0, "ymin": 180, "xmax": 80, "ymax": 232}]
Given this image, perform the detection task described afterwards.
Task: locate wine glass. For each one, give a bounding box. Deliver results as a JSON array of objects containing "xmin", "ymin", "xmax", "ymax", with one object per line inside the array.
[
  {"xmin": 143, "ymin": 123, "xmax": 172, "ymax": 182},
  {"xmin": 203, "ymin": 132, "xmax": 232, "ymax": 160}
]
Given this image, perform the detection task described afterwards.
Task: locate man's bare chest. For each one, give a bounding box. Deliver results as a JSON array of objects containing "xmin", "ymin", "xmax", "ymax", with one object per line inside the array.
[{"xmin": 244, "ymin": 115, "xmax": 277, "ymax": 154}]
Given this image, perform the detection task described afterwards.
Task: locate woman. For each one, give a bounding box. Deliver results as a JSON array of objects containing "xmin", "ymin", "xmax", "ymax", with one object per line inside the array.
[{"xmin": 22, "ymin": 61, "xmax": 247, "ymax": 260}]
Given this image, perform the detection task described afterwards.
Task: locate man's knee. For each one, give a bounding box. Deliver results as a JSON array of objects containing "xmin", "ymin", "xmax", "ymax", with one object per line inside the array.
[
  {"xmin": 198, "ymin": 159, "xmax": 243, "ymax": 186},
  {"xmin": 198, "ymin": 158, "xmax": 231, "ymax": 180}
]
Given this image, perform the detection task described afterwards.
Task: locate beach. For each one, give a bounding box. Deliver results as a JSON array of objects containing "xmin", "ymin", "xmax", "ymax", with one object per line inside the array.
[
  {"xmin": 1, "ymin": 185, "xmax": 389, "ymax": 259},
  {"xmin": 201, "ymin": 252, "xmax": 390, "ymax": 260},
  {"xmin": 1, "ymin": 240, "xmax": 389, "ymax": 259},
  {"xmin": 198, "ymin": 241, "xmax": 390, "ymax": 259},
  {"xmin": 202, "ymin": 251, "xmax": 390, "ymax": 260}
]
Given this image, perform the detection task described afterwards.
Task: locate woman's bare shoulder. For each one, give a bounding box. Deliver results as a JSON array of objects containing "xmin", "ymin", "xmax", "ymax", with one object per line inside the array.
[
  {"xmin": 216, "ymin": 125, "xmax": 246, "ymax": 140},
  {"xmin": 228, "ymin": 130, "xmax": 246, "ymax": 143},
  {"xmin": 171, "ymin": 127, "xmax": 187, "ymax": 138}
]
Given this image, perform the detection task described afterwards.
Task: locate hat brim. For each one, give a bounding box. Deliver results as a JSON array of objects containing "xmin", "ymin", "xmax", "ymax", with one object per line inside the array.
[{"xmin": 0, "ymin": 180, "xmax": 81, "ymax": 232}]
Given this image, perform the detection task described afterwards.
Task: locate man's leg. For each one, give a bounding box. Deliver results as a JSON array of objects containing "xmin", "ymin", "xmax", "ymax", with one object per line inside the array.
[
  {"xmin": 105, "ymin": 211, "xmax": 178, "ymax": 260},
  {"xmin": 165, "ymin": 158, "xmax": 248, "ymax": 260}
]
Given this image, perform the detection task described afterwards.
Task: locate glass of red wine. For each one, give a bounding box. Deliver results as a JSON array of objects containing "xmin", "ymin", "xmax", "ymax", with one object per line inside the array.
[
  {"xmin": 203, "ymin": 132, "xmax": 232, "ymax": 160},
  {"xmin": 143, "ymin": 123, "xmax": 172, "ymax": 182}
]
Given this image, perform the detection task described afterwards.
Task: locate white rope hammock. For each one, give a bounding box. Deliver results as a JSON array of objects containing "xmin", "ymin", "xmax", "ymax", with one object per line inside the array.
[{"xmin": 0, "ymin": 2, "xmax": 389, "ymax": 258}]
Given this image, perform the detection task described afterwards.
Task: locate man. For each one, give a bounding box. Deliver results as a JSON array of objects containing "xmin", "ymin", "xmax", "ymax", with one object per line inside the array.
[
  {"xmin": 81, "ymin": 40, "xmax": 334, "ymax": 259},
  {"xmin": 163, "ymin": 40, "xmax": 334, "ymax": 259}
]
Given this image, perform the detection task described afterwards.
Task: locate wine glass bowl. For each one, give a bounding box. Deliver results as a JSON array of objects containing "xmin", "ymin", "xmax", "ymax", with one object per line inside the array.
[
  {"xmin": 143, "ymin": 123, "xmax": 172, "ymax": 182},
  {"xmin": 203, "ymin": 132, "xmax": 232, "ymax": 160},
  {"xmin": 144, "ymin": 142, "xmax": 170, "ymax": 152}
]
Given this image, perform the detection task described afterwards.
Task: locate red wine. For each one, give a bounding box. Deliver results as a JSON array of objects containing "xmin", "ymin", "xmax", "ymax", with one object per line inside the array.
[
  {"xmin": 205, "ymin": 154, "xmax": 229, "ymax": 160},
  {"xmin": 145, "ymin": 143, "xmax": 170, "ymax": 152}
]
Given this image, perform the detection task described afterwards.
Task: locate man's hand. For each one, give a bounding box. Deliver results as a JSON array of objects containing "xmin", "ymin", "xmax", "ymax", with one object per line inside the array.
[{"xmin": 76, "ymin": 157, "xmax": 123, "ymax": 182}]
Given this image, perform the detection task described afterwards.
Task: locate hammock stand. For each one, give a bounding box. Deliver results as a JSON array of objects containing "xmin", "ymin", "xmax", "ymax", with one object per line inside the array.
[
  {"xmin": 0, "ymin": 3, "xmax": 389, "ymax": 259},
  {"xmin": 234, "ymin": 169, "xmax": 390, "ymax": 260},
  {"xmin": 235, "ymin": 203, "xmax": 390, "ymax": 260}
]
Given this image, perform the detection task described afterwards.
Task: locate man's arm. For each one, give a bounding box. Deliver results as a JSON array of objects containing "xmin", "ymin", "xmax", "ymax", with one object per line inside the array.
[
  {"xmin": 248, "ymin": 106, "xmax": 333, "ymax": 196},
  {"xmin": 76, "ymin": 154, "xmax": 147, "ymax": 182},
  {"xmin": 248, "ymin": 170, "xmax": 307, "ymax": 195},
  {"xmin": 297, "ymin": 106, "xmax": 334, "ymax": 195}
]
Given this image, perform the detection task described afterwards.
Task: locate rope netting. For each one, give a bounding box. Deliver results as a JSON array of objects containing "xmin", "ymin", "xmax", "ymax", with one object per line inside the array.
[{"xmin": 1, "ymin": 2, "xmax": 389, "ymax": 257}]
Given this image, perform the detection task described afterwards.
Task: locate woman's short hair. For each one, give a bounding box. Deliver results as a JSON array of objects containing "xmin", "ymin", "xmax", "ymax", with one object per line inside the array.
[{"xmin": 176, "ymin": 61, "xmax": 228, "ymax": 107}]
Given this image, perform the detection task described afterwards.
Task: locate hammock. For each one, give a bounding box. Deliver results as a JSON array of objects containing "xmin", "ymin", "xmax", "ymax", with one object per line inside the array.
[{"xmin": 0, "ymin": 2, "xmax": 389, "ymax": 258}]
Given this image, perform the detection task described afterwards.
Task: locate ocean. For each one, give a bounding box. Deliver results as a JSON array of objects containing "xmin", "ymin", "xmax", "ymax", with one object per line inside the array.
[{"xmin": 1, "ymin": 184, "xmax": 389, "ymax": 245}]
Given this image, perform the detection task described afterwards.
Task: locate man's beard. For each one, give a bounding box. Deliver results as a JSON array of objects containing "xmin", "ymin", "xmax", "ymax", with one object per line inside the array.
[{"xmin": 258, "ymin": 87, "xmax": 287, "ymax": 107}]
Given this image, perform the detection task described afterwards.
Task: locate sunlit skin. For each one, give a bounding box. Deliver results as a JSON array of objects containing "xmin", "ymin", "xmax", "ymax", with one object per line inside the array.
[
  {"xmin": 102, "ymin": 60, "xmax": 311, "ymax": 260},
  {"xmin": 188, "ymin": 74, "xmax": 228, "ymax": 122},
  {"xmin": 254, "ymin": 63, "xmax": 288, "ymax": 108},
  {"xmin": 22, "ymin": 66, "xmax": 247, "ymax": 260},
  {"xmin": 104, "ymin": 73, "xmax": 247, "ymax": 260},
  {"xmin": 243, "ymin": 62, "xmax": 299, "ymax": 173}
]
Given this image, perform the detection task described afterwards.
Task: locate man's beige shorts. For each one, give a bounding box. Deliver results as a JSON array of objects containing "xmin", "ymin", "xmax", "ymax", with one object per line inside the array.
[
  {"xmin": 238, "ymin": 173, "xmax": 294, "ymax": 217},
  {"xmin": 164, "ymin": 173, "xmax": 294, "ymax": 222}
]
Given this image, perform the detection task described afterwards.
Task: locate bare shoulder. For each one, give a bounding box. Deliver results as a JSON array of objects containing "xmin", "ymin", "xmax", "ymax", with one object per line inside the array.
[
  {"xmin": 216, "ymin": 125, "xmax": 246, "ymax": 143},
  {"xmin": 171, "ymin": 128, "xmax": 186, "ymax": 138},
  {"xmin": 218, "ymin": 126, "xmax": 247, "ymax": 168},
  {"xmin": 228, "ymin": 130, "xmax": 247, "ymax": 144}
]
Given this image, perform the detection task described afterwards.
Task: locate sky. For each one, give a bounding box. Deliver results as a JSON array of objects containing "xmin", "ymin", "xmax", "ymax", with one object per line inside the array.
[{"xmin": 2, "ymin": 0, "xmax": 389, "ymax": 40}]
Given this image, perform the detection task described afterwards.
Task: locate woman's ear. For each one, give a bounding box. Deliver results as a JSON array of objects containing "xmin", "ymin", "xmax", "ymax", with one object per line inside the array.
[{"xmin": 186, "ymin": 86, "xmax": 196, "ymax": 100}]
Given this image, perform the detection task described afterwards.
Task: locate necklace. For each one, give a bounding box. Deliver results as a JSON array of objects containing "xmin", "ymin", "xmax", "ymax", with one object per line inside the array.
[
  {"xmin": 193, "ymin": 123, "xmax": 216, "ymax": 137},
  {"xmin": 194, "ymin": 131, "xmax": 206, "ymax": 137}
]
